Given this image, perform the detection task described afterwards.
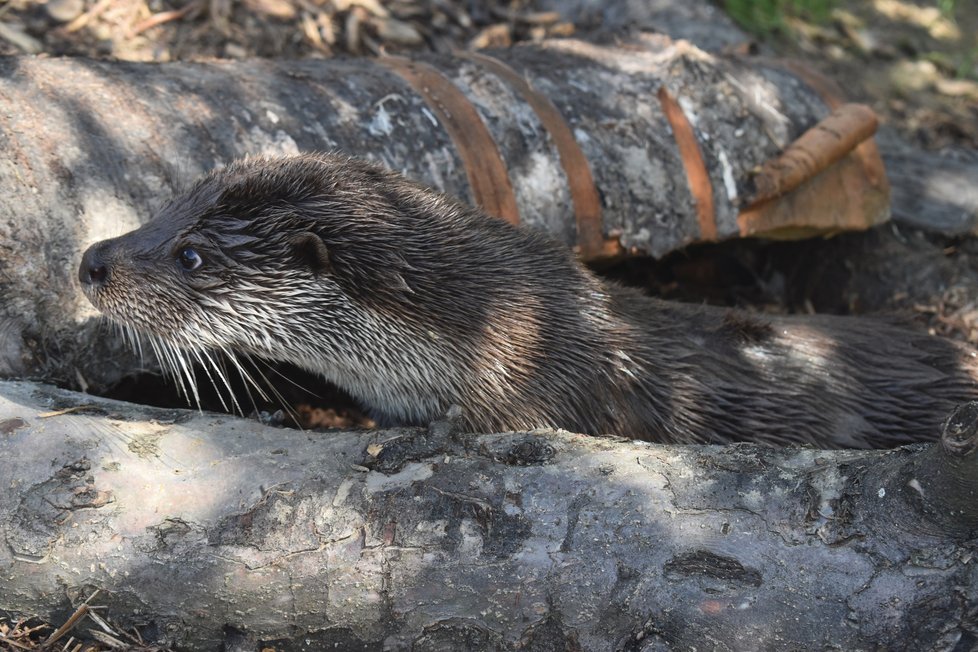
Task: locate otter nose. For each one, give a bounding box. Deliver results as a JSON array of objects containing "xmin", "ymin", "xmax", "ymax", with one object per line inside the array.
[{"xmin": 79, "ymin": 243, "xmax": 109, "ymax": 288}]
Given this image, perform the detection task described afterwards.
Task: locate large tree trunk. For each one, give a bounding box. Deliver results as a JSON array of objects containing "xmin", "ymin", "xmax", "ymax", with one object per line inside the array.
[
  {"xmin": 0, "ymin": 380, "xmax": 975, "ymax": 650},
  {"xmin": 0, "ymin": 34, "xmax": 888, "ymax": 388}
]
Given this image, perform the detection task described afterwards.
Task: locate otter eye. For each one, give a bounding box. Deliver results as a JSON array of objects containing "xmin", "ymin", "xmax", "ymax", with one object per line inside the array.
[{"xmin": 178, "ymin": 247, "xmax": 203, "ymax": 271}]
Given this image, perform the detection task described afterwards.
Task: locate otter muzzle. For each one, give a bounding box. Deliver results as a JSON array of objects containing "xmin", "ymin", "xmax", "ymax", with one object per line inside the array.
[{"xmin": 79, "ymin": 242, "xmax": 110, "ymax": 289}]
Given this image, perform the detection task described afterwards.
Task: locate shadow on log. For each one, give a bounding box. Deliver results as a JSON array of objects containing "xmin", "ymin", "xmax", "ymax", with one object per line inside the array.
[{"xmin": 0, "ymin": 381, "xmax": 974, "ymax": 650}]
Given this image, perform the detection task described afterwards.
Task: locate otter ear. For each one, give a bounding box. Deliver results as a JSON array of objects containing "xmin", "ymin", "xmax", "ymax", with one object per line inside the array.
[{"xmin": 291, "ymin": 232, "xmax": 332, "ymax": 275}]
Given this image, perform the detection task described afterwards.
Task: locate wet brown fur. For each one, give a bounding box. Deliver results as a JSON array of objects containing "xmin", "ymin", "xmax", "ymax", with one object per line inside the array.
[{"xmin": 79, "ymin": 153, "xmax": 978, "ymax": 448}]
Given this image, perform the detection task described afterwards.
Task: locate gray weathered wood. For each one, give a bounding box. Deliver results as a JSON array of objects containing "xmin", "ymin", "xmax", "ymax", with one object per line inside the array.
[
  {"xmin": 877, "ymin": 128, "xmax": 978, "ymax": 235},
  {"xmin": 0, "ymin": 380, "xmax": 975, "ymax": 650}
]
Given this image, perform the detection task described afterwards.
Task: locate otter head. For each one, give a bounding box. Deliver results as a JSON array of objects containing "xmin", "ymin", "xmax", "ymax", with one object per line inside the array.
[
  {"xmin": 78, "ymin": 153, "xmax": 585, "ymax": 425},
  {"xmin": 78, "ymin": 154, "xmax": 426, "ymax": 390}
]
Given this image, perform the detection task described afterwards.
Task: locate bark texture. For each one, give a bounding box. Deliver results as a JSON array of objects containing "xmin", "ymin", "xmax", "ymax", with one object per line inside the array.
[
  {"xmin": 877, "ymin": 127, "xmax": 978, "ymax": 236},
  {"xmin": 0, "ymin": 380, "xmax": 975, "ymax": 650},
  {"xmin": 0, "ymin": 35, "xmax": 884, "ymax": 387}
]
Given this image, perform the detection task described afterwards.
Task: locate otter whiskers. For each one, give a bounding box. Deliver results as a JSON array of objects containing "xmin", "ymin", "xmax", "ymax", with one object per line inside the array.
[{"xmin": 117, "ymin": 319, "xmax": 301, "ymax": 424}]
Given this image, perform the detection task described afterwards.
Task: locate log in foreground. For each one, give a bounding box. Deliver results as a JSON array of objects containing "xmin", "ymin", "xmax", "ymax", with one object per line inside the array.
[
  {"xmin": 0, "ymin": 34, "xmax": 888, "ymax": 387},
  {"xmin": 0, "ymin": 381, "xmax": 975, "ymax": 650}
]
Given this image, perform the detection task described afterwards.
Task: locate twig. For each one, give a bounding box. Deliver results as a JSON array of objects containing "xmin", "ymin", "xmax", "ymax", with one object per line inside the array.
[
  {"xmin": 129, "ymin": 1, "xmax": 200, "ymax": 37},
  {"xmin": 85, "ymin": 608, "xmax": 117, "ymax": 636},
  {"xmin": 43, "ymin": 590, "xmax": 101, "ymax": 646},
  {"xmin": 66, "ymin": 0, "xmax": 116, "ymax": 33},
  {"xmin": 37, "ymin": 405, "xmax": 95, "ymax": 418},
  {"xmin": 43, "ymin": 606, "xmax": 89, "ymax": 647},
  {"xmin": 0, "ymin": 631, "xmax": 33, "ymax": 651}
]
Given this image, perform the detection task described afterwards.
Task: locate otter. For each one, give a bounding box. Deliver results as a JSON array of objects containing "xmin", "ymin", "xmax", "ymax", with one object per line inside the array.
[{"xmin": 78, "ymin": 153, "xmax": 978, "ymax": 448}]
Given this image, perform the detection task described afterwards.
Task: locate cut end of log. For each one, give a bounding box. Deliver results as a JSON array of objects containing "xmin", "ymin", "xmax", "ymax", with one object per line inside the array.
[
  {"xmin": 887, "ymin": 400, "xmax": 978, "ymax": 539},
  {"xmin": 940, "ymin": 400, "xmax": 978, "ymax": 458}
]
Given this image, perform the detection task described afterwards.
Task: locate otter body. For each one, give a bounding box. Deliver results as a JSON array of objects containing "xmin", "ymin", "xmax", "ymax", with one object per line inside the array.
[{"xmin": 79, "ymin": 154, "xmax": 978, "ymax": 447}]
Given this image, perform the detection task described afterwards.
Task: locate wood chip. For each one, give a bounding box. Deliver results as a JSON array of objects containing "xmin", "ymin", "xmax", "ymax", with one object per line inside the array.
[
  {"xmin": 333, "ymin": 0, "xmax": 388, "ymax": 18},
  {"xmin": 469, "ymin": 23, "xmax": 511, "ymax": 50},
  {"xmin": 936, "ymin": 78, "xmax": 978, "ymax": 100},
  {"xmin": 318, "ymin": 11, "xmax": 336, "ymax": 45},
  {"xmin": 37, "ymin": 405, "xmax": 95, "ymax": 418},
  {"xmin": 129, "ymin": 1, "xmax": 200, "ymax": 37},
  {"xmin": 244, "ymin": 0, "xmax": 297, "ymax": 20},
  {"xmin": 344, "ymin": 6, "xmax": 362, "ymax": 52},
  {"xmin": 45, "ymin": 0, "xmax": 85, "ymax": 23},
  {"xmin": 547, "ymin": 22, "xmax": 575, "ymax": 37},
  {"xmin": 301, "ymin": 11, "xmax": 324, "ymax": 48},
  {"xmin": 371, "ymin": 16, "xmax": 423, "ymax": 46}
]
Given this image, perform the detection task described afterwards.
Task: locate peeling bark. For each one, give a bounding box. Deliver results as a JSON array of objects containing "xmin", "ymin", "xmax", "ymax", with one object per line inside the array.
[{"xmin": 0, "ymin": 381, "xmax": 975, "ymax": 650}]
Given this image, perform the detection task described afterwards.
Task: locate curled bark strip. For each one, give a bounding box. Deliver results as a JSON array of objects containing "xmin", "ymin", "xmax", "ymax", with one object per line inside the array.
[
  {"xmin": 737, "ymin": 60, "xmax": 890, "ymax": 238},
  {"xmin": 458, "ymin": 51, "xmax": 617, "ymax": 260},
  {"xmin": 379, "ymin": 55, "xmax": 520, "ymax": 224},
  {"xmin": 657, "ymin": 86, "xmax": 717, "ymax": 241},
  {"xmin": 748, "ymin": 103, "xmax": 879, "ymax": 207},
  {"xmin": 771, "ymin": 59, "xmax": 889, "ymax": 192},
  {"xmin": 737, "ymin": 154, "xmax": 891, "ymax": 238}
]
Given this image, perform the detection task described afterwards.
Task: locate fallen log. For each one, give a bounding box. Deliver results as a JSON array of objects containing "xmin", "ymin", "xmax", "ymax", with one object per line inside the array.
[
  {"xmin": 0, "ymin": 380, "xmax": 975, "ymax": 650},
  {"xmin": 0, "ymin": 34, "xmax": 888, "ymax": 388},
  {"xmin": 876, "ymin": 127, "xmax": 978, "ymax": 236}
]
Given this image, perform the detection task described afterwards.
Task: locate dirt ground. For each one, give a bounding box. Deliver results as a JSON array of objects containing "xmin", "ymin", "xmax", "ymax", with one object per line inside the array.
[{"xmin": 749, "ymin": 1, "xmax": 978, "ymax": 336}]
